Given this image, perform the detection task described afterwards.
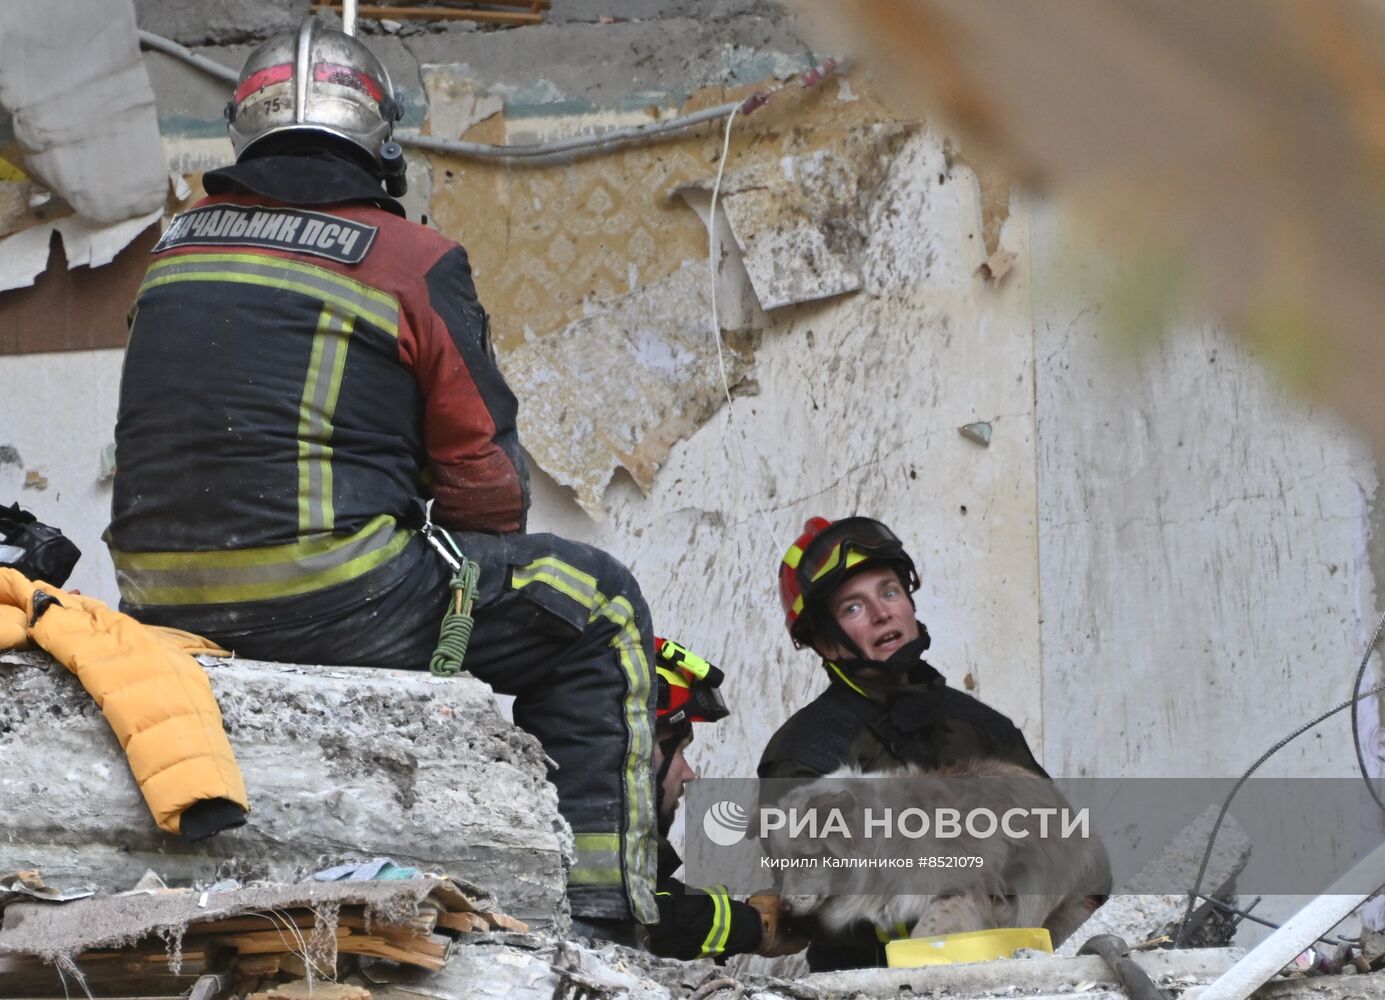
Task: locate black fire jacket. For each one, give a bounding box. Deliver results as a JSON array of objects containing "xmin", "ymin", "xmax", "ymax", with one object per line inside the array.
[
  {"xmin": 107, "ymin": 153, "xmax": 528, "ymax": 624},
  {"xmin": 757, "ymin": 658, "xmax": 1047, "ymax": 971}
]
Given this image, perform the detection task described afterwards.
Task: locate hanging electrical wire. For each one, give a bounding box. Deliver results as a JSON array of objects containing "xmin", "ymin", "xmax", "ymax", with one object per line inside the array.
[
  {"xmin": 1174, "ymin": 610, "xmax": 1385, "ymax": 946},
  {"xmin": 703, "ymin": 104, "xmax": 779, "ymax": 553}
]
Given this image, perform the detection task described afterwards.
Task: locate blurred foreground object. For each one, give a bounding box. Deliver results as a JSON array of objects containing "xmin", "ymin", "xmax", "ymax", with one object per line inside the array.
[
  {"xmin": 0, "ymin": 0, "xmax": 166, "ymax": 222},
  {"xmin": 796, "ymin": 1, "xmax": 1385, "ymax": 447}
]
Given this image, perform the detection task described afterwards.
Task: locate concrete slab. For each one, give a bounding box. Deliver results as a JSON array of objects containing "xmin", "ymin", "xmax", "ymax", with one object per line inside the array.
[
  {"xmin": 0, "ymin": 650, "xmax": 569, "ymax": 926},
  {"xmin": 134, "ymin": 0, "xmax": 311, "ymax": 46}
]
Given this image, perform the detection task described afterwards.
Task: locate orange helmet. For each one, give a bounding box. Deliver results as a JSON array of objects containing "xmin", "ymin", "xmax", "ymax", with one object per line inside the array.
[
  {"xmin": 778, "ymin": 516, "xmax": 919, "ymax": 646},
  {"xmin": 654, "ymin": 637, "xmax": 728, "ymax": 727}
]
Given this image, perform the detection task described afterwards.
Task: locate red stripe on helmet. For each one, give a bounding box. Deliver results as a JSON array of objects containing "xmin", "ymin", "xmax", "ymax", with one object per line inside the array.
[
  {"xmin": 314, "ymin": 62, "xmax": 384, "ymax": 102},
  {"xmin": 234, "ymin": 62, "xmax": 293, "ymax": 103}
]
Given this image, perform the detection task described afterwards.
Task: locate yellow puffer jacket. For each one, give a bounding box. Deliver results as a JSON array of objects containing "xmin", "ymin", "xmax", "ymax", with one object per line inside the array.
[{"xmin": 0, "ymin": 568, "xmax": 248, "ymax": 835}]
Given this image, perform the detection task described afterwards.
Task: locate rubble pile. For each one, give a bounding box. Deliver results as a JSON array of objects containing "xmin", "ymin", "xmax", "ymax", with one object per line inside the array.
[
  {"xmin": 0, "ymin": 650, "xmax": 569, "ymax": 924},
  {"xmin": 4, "ymin": 647, "xmax": 1385, "ymax": 999},
  {"xmin": 0, "ymin": 872, "xmax": 527, "ymax": 990}
]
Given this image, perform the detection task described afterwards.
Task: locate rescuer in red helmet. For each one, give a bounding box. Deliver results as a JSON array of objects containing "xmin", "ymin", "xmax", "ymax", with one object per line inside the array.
[
  {"xmin": 645, "ymin": 638, "xmax": 806, "ymax": 961},
  {"xmin": 759, "ymin": 516, "xmax": 1048, "ymax": 971}
]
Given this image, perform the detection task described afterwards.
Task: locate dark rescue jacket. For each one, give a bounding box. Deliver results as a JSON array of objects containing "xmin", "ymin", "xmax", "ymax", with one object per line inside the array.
[
  {"xmin": 649, "ymin": 841, "xmax": 762, "ymax": 961},
  {"xmin": 106, "ymin": 154, "xmax": 528, "ymax": 640},
  {"xmin": 757, "ymin": 658, "xmax": 1047, "ymax": 972}
]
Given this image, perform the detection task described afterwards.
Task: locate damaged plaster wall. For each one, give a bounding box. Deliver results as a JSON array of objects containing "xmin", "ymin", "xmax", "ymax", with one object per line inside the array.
[
  {"xmin": 1030, "ymin": 216, "xmax": 1380, "ymax": 780},
  {"xmin": 0, "ymin": 0, "xmax": 1381, "ymax": 809},
  {"xmin": 0, "ymin": 350, "xmax": 124, "ymax": 601},
  {"xmin": 530, "ymin": 126, "xmax": 1048, "ymax": 775}
]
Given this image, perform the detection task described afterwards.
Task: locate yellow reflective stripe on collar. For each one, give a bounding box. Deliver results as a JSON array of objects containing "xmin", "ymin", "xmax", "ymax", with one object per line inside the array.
[{"xmin": 827, "ymin": 661, "xmax": 872, "ymax": 698}]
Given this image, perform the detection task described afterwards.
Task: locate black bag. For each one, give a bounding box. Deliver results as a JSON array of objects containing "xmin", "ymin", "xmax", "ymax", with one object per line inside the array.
[{"xmin": 0, "ymin": 503, "xmax": 81, "ymax": 587}]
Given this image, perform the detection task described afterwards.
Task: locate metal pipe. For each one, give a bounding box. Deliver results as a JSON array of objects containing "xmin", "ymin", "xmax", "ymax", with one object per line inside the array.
[
  {"xmin": 136, "ymin": 30, "xmax": 238, "ymax": 85},
  {"xmin": 395, "ymin": 99, "xmax": 744, "ymax": 165},
  {"xmin": 134, "ymin": 27, "xmax": 844, "ymax": 166},
  {"xmin": 1077, "ymin": 936, "xmax": 1169, "ymax": 1000},
  {"xmin": 342, "ymin": 0, "xmax": 358, "ymax": 36}
]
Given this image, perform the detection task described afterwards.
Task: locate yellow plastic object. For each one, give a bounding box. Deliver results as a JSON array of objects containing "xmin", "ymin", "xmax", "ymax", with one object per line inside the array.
[{"xmin": 886, "ymin": 927, "xmax": 1053, "ymax": 968}]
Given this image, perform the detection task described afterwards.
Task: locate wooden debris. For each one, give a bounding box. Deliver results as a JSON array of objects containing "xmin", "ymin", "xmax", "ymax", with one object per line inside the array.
[
  {"xmin": 0, "ymin": 875, "xmax": 523, "ymax": 996},
  {"xmin": 0, "ymin": 950, "xmax": 209, "ymax": 998},
  {"xmin": 232, "ymin": 954, "xmax": 283, "ymax": 978},
  {"xmin": 436, "ymin": 911, "xmax": 487, "ymax": 933},
  {"xmin": 275, "ymin": 954, "xmax": 327, "ymax": 981},
  {"xmin": 476, "ymin": 910, "xmax": 530, "ymax": 933}
]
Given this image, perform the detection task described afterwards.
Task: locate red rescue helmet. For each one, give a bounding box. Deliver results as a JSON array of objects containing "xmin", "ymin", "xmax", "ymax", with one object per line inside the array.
[
  {"xmin": 654, "ymin": 637, "xmax": 729, "ymax": 727},
  {"xmin": 778, "ymin": 516, "xmax": 919, "ymax": 647}
]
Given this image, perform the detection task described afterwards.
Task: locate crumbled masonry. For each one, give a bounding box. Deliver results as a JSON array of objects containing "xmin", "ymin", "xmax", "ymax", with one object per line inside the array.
[
  {"xmin": 2, "ymin": 647, "xmax": 1377, "ymax": 998},
  {"xmin": 0, "ymin": 649, "xmax": 569, "ymax": 926}
]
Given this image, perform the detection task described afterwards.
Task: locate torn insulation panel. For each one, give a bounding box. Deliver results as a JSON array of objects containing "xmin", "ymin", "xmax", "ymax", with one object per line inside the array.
[
  {"xmin": 675, "ymin": 123, "xmax": 913, "ymax": 311},
  {"xmin": 0, "ymin": 207, "xmax": 162, "ymax": 293},
  {"xmin": 505, "ymin": 262, "xmax": 753, "ymax": 518},
  {"xmin": 0, "ymin": 1, "xmax": 167, "ymax": 224}
]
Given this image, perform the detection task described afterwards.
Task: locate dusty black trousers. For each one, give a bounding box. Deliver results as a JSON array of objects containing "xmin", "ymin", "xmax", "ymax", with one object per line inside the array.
[{"xmin": 130, "ymin": 530, "xmax": 658, "ymax": 924}]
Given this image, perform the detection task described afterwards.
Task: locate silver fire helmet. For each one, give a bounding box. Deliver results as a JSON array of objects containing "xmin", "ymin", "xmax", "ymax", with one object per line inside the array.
[{"xmin": 225, "ymin": 17, "xmax": 402, "ymax": 163}]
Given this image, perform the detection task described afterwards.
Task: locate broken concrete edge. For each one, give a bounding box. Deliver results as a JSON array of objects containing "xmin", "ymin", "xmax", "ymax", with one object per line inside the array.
[{"xmin": 0, "ymin": 649, "xmax": 570, "ymax": 927}]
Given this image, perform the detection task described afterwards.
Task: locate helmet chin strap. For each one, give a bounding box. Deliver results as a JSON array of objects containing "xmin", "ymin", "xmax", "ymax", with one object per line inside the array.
[
  {"xmin": 823, "ymin": 620, "xmax": 932, "ymax": 678},
  {"xmin": 654, "ymin": 721, "xmax": 691, "ymax": 837}
]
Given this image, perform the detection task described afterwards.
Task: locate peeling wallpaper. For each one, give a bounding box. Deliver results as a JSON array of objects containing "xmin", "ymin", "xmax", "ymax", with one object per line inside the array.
[{"xmin": 424, "ymin": 78, "xmax": 894, "ymax": 356}]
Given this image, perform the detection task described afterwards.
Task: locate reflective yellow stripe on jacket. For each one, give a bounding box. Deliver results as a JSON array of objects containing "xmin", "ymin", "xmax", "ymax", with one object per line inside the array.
[
  {"xmin": 109, "ymin": 514, "xmax": 411, "ymax": 606},
  {"xmin": 139, "ymin": 253, "xmax": 400, "ymax": 539},
  {"xmin": 700, "ymin": 885, "xmax": 732, "ymax": 957}
]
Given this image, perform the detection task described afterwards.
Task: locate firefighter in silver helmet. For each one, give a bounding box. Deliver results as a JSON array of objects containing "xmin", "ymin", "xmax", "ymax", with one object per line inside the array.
[{"xmin": 108, "ymin": 18, "xmax": 662, "ymax": 937}]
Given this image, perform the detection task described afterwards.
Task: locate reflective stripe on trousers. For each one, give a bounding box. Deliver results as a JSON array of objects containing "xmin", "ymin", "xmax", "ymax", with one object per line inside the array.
[{"xmin": 513, "ymin": 555, "xmax": 657, "ymax": 924}]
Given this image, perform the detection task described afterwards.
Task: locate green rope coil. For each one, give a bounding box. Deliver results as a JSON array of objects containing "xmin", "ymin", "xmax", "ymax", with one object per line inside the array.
[{"xmin": 430, "ymin": 558, "xmax": 480, "ymax": 677}]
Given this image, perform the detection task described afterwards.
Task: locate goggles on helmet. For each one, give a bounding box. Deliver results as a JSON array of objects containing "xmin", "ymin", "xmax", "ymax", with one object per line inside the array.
[
  {"xmin": 655, "ymin": 637, "xmax": 728, "ymax": 726},
  {"xmin": 779, "ymin": 516, "xmax": 919, "ymax": 646}
]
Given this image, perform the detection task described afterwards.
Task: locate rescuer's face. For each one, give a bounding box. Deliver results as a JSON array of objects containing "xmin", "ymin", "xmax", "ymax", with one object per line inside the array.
[
  {"xmin": 655, "ymin": 730, "xmax": 697, "ymax": 826},
  {"xmin": 817, "ymin": 565, "xmax": 919, "ymax": 663}
]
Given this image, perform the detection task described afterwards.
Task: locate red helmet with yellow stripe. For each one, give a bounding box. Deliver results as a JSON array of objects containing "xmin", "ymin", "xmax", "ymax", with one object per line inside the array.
[
  {"xmin": 655, "ymin": 637, "xmax": 728, "ymax": 726},
  {"xmin": 778, "ymin": 516, "xmax": 919, "ymax": 647}
]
